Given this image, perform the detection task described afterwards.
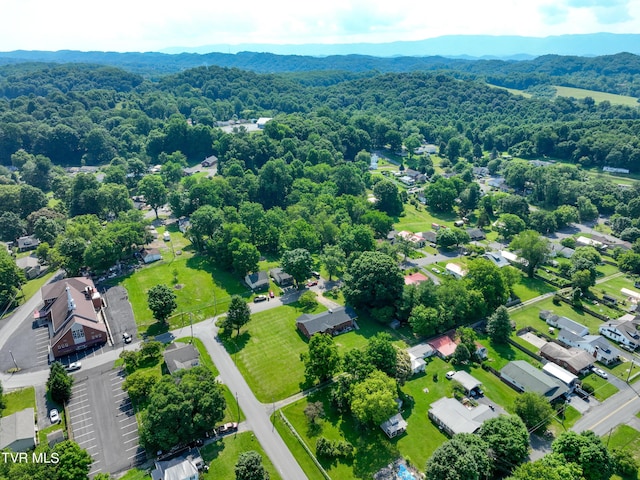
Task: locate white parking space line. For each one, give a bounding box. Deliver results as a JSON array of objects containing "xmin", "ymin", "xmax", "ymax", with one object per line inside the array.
[
  {"xmin": 119, "ymin": 416, "xmax": 135, "ymax": 423},
  {"xmin": 123, "ymin": 437, "xmax": 139, "ymax": 444},
  {"xmin": 82, "ymin": 444, "xmax": 99, "ymax": 450},
  {"xmin": 113, "ymin": 391, "xmax": 128, "ymax": 397},
  {"xmin": 73, "ymin": 429, "xmax": 95, "ymax": 439},
  {"xmin": 125, "ymin": 445, "xmax": 140, "ymax": 451},
  {"xmin": 121, "ymin": 428, "xmax": 139, "ymax": 436}
]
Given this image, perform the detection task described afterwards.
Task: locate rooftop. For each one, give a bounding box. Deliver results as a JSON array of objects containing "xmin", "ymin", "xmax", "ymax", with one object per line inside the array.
[
  {"xmin": 429, "ymin": 397, "xmax": 499, "ymax": 435},
  {"xmin": 501, "ymin": 360, "xmax": 568, "ymax": 401}
]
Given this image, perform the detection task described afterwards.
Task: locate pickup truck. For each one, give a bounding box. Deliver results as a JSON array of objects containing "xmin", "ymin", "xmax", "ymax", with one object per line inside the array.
[{"xmin": 216, "ymin": 422, "xmax": 238, "ymax": 435}]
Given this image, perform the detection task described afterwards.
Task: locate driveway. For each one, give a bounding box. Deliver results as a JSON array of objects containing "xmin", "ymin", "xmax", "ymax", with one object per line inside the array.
[
  {"xmin": 103, "ymin": 286, "xmax": 137, "ymax": 347},
  {"xmin": 67, "ymin": 366, "xmax": 145, "ymax": 477}
]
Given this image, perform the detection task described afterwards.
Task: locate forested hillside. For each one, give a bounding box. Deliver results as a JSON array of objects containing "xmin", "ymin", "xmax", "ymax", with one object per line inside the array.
[
  {"xmin": 0, "ymin": 62, "xmax": 639, "ymax": 172},
  {"xmin": 1, "ymin": 50, "xmax": 640, "ymax": 97}
]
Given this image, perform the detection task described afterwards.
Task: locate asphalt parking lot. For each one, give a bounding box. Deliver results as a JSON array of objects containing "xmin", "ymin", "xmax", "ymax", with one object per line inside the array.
[
  {"xmin": 103, "ymin": 286, "xmax": 137, "ymax": 347},
  {"xmin": 67, "ymin": 367, "xmax": 145, "ymax": 476}
]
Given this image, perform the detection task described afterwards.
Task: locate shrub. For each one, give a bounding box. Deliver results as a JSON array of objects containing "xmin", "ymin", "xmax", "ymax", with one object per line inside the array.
[
  {"xmin": 581, "ymin": 382, "xmax": 595, "ymax": 394},
  {"xmin": 315, "ymin": 436, "xmax": 354, "ymax": 459}
]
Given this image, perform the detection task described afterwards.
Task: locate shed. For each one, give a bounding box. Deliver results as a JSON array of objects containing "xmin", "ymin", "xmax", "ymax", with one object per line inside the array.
[
  {"xmin": 380, "ymin": 413, "xmax": 408, "ymax": 438},
  {"xmin": 163, "ymin": 343, "xmax": 200, "ymax": 375},
  {"xmin": 0, "ymin": 408, "xmax": 36, "ymax": 452},
  {"xmin": 542, "ymin": 362, "xmax": 579, "ymax": 390},
  {"xmin": 450, "ymin": 371, "xmax": 483, "ymax": 395},
  {"xmin": 142, "ymin": 248, "xmax": 162, "ymax": 264}
]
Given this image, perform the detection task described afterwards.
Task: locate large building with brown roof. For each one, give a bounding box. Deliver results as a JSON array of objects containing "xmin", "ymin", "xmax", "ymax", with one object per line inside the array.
[{"xmin": 41, "ymin": 277, "xmax": 108, "ymax": 359}]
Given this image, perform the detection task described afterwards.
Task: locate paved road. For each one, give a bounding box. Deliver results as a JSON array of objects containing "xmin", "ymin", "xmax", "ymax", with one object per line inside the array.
[
  {"xmin": 192, "ymin": 320, "xmax": 308, "ymax": 480},
  {"xmin": 572, "ymin": 386, "xmax": 640, "ymax": 436}
]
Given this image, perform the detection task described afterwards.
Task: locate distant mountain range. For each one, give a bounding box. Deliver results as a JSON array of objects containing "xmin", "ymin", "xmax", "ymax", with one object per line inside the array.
[{"xmin": 159, "ymin": 33, "xmax": 640, "ymax": 58}]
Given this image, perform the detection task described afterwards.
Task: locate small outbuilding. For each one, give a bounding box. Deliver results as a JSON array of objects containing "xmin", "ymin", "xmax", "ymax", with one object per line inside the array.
[
  {"xmin": 0, "ymin": 408, "xmax": 36, "ymax": 452},
  {"xmin": 163, "ymin": 343, "xmax": 200, "ymax": 375},
  {"xmin": 380, "ymin": 413, "xmax": 408, "ymax": 438}
]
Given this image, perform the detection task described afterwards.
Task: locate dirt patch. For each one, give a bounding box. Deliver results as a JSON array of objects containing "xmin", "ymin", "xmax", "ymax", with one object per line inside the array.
[{"xmin": 174, "ymin": 284, "xmax": 184, "ymax": 290}]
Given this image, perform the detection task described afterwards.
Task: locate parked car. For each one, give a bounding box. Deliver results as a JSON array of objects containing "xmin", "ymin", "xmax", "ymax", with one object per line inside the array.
[
  {"xmin": 49, "ymin": 409, "xmax": 60, "ymax": 423},
  {"xmin": 66, "ymin": 361, "xmax": 82, "ymax": 372},
  {"xmin": 593, "ymin": 367, "xmax": 609, "ymax": 379},
  {"xmin": 432, "ymin": 268, "xmax": 440, "ymax": 273},
  {"xmin": 253, "ymin": 295, "xmax": 267, "ymax": 303},
  {"xmin": 269, "ymin": 290, "xmax": 275, "ymax": 298},
  {"xmin": 122, "ymin": 332, "xmax": 132, "ymax": 344},
  {"xmin": 446, "ymin": 371, "xmax": 456, "ymax": 380},
  {"xmin": 311, "ymin": 271, "xmax": 320, "ymax": 278},
  {"xmin": 306, "ymin": 280, "xmax": 318, "ymax": 287},
  {"xmin": 217, "ymin": 422, "xmax": 238, "ymax": 434}
]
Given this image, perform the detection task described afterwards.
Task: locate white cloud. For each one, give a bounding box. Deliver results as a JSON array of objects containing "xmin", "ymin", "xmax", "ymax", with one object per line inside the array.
[{"xmin": 0, "ymin": 0, "xmax": 639, "ymax": 51}]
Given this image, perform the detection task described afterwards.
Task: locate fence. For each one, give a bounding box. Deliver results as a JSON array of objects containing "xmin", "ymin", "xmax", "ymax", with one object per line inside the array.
[
  {"xmin": 554, "ymin": 295, "xmax": 611, "ymax": 321},
  {"xmin": 278, "ymin": 411, "xmax": 332, "ymax": 480}
]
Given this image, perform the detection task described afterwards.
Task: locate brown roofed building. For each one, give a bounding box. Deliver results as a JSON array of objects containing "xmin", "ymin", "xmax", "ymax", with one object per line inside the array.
[{"xmin": 41, "ymin": 277, "xmax": 108, "ymax": 359}]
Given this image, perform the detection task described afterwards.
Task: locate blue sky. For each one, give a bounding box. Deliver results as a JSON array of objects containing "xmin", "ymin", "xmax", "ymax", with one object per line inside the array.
[{"xmin": 1, "ymin": 0, "xmax": 639, "ymax": 52}]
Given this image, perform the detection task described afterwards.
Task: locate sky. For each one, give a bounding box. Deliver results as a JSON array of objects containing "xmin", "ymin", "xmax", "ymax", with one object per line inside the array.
[{"xmin": 1, "ymin": 0, "xmax": 640, "ymax": 52}]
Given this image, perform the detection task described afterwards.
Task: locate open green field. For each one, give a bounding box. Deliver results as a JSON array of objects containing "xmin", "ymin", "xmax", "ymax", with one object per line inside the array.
[
  {"xmin": 120, "ymin": 254, "xmax": 247, "ymax": 333},
  {"xmin": 280, "ymin": 357, "xmax": 522, "ymax": 480},
  {"xmin": 511, "ymin": 275, "xmax": 557, "ymax": 302},
  {"xmin": 394, "ymin": 202, "xmax": 460, "ymax": 233},
  {"xmin": 201, "ymin": 431, "xmax": 283, "ymax": 480},
  {"xmin": 581, "ymin": 372, "xmax": 619, "ymax": 401},
  {"xmin": 553, "ymin": 85, "xmax": 640, "ymax": 107},
  {"xmin": 222, "ymin": 304, "xmax": 321, "ymax": 402},
  {"xmin": 1, "ymin": 386, "xmax": 35, "ymax": 416},
  {"xmin": 596, "ymin": 274, "xmax": 640, "ymax": 305}
]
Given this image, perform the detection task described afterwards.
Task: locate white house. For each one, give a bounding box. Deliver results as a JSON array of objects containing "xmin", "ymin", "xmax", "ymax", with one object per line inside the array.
[
  {"xmin": 380, "ymin": 413, "xmax": 408, "ymax": 438},
  {"xmin": 599, "ymin": 315, "xmax": 640, "ymax": 350},
  {"xmin": 540, "ymin": 310, "xmax": 589, "ymax": 337},
  {"xmin": 142, "ymin": 248, "xmax": 162, "ymax": 264},
  {"xmin": 256, "ymin": 117, "xmax": 272, "ymax": 129},
  {"xmin": 445, "ymin": 263, "xmax": 467, "ymax": 279}
]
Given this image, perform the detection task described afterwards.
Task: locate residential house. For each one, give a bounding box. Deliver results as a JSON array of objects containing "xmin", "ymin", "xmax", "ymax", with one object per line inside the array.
[
  {"xmin": 558, "ymin": 329, "xmax": 622, "ymax": 365},
  {"xmin": 542, "ymin": 362, "xmax": 579, "ymax": 392},
  {"xmin": 472, "ymin": 166, "xmax": 489, "ymax": 177},
  {"xmin": 178, "ymin": 217, "xmax": 191, "ymax": 233},
  {"xmin": 256, "ymin": 117, "xmax": 272, "ymax": 129},
  {"xmin": 428, "ymin": 397, "xmax": 499, "ymax": 436},
  {"xmin": 539, "ymin": 342, "xmax": 594, "ymax": 376},
  {"xmin": 404, "ymin": 272, "xmax": 429, "ymax": 285},
  {"xmin": 399, "ymin": 175, "xmax": 415, "ymax": 186},
  {"xmin": 40, "ymin": 277, "xmax": 107, "ymax": 359},
  {"xmin": 445, "ymin": 263, "xmax": 467, "ymax": 279},
  {"xmin": 621, "ymin": 288, "xmax": 640, "ymax": 303},
  {"xmin": 482, "ymin": 251, "xmax": 510, "ymax": 268},
  {"xmin": 17, "ymin": 235, "xmax": 40, "ymax": 252},
  {"xmin": 396, "ymin": 230, "xmax": 425, "ymax": 247},
  {"xmin": 500, "ymin": 360, "xmax": 569, "ymax": 402},
  {"xmin": 428, "ymin": 334, "xmax": 458, "ymax": 359},
  {"xmin": 599, "ymin": 315, "xmax": 640, "ymax": 350},
  {"xmin": 244, "ymin": 271, "xmax": 269, "ymax": 291},
  {"xmin": 0, "ymin": 408, "xmax": 36, "ymax": 451},
  {"xmin": 448, "ymin": 371, "xmax": 483, "ymax": 396},
  {"xmin": 16, "ymin": 255, "xmax": 43, "ymax": 280},
  {"xmin": 540, "ymin": 311, "xmax": 589, "ymax": 337},
  {"xmin": 419, "ymin": 230, "xmax": 437, "ymax": 244},
  {"xmin": 142, "ymin": 248, "xmax": 162, "ymax": 264},
  {"xmin": 466, "ymin": 228, "xmax": 486, "ymax": 241},
  {"xmin": 151, "ymin": 448, "xmax": 204, "ymax": 480},
  {"xmin": 407, "ymin": 343, "xmax": 435, "ymax": 375},
  {"xmin": 576, "ymin": 236, "xmax": 605, "ymax": 249},
  {"xmin": 201, "ymin": 155, "xmax": 218, "ymax": 167},
  {"xmin": 416, "ymin": 144, "xmax": 438, "ymax": 155},
  {"xmin": 603, "ymin": 166, "xmax": 630, "ymax": 174},
  {"xmin": 404, "ymin": 169, "xmax": 427, "ymax": 183},
  {"xmin": 163, "ymin": 343, "xmax": 200, "ymax": 375},
  {"xmin": 380, "ymin": 413, "xmax": 408, "ymax": 438},
  {"xmin": 296, "ymin": 306, "xmax": 357, "ymax": 339},
  {"xmin": 500, "ymin": 250, "xmax": 527, "ymax": 266},
  {"xmin": 269, "ymin": 267, "xmax": 294, "ymax": 287}
]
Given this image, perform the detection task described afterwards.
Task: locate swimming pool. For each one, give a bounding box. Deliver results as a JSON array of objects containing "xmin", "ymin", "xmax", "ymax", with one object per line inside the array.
[{"xmin": 397, "ymin": 463, "xmax": 417, "ymax": 480}]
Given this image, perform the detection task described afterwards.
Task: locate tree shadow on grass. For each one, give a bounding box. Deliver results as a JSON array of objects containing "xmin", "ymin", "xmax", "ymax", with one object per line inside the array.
[
  {"xmin": 220, "ymin": 331, "xmax": 251, "ymax": 354},
  {"xmin": 200, "ymin": 438, "xmax": 225, "ymax": 463},
  {"xmin": 146, "ymin": 321, "xmax": 170, "ymax": 337}
]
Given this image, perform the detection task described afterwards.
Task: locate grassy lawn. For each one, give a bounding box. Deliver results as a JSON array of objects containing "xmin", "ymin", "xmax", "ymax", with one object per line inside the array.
[
  {"xmin": 118, "ymin": 469, "xmax": 150, "ymax": 480},
  {"xmin": 201, "ymin": 431, "xmax": 282, "ymax": 480},
  {"xmin": 280, "ymin": 357, "xmax": 522, "ymax": 480},
  {"xmin": 175, "ymin": 337, "xmax": 245, "ymax": 423},
  {"xmin": 275, "ymin": 413, "xmax": 327, "ymax": 480},
  {"xmin": 120, "ymin": 254, "xmax": 247, "ymax": 334},
  {"xmin": 334, "ymin": 314, "xmax": 404, "ymax": 352},
  {"xmin": 1, "ymin": 386, "xmax": 36, "ymax": 416},
  {"xmin": 477, "ymin": 333, "xmax": 541, "ymax": 371},
  {"xmin": 511, "ymin": 275, "xmax": 557, "ymax": 302},
  {"xmin": 581, "ymin": 373, "xmax": 619, "ymax": 401},
  {"xmin": 607, "ymin": 425, "xmax": 640, "ymax": 480},
  {"xmin": 394, "ymin": 202, "xmax": 458, "ymax": 233},
  {"xmin": 596, "ymin": 274, "xmax": 640, "ymax": 305},
  {"xmin": 221, "ymin": 304, "xmax": 323, "ymax": 402}
]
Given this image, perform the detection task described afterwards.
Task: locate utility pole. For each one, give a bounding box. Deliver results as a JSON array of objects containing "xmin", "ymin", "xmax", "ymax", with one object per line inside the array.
[
  {"xmin": 236, "ymin": 391, "xmax": 240, "ymax": 424},
  {"xmin": 190, "ymin": 313, "xmax": 193, "ymax": 343},
  {"xmin": 9, "ymin": 350, "xmax": 18, "ymax": 370},
  {"xmin": 627, "ymin": 359, "xmax": 635, "ymax": 384}
]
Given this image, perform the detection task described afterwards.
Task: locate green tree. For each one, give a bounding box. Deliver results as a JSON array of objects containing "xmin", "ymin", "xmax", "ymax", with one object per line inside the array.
[
  {"xmin": 0, "ymin": 211, "xmax": 26, "ymax": 241},
  {"xmin": 301, "ymin": 333, "xmax": 341, "ymax": 383},
  {"xmin": 0, "ymin": 248, "xmax": 25, "ymax": 310},
  {"xmin": 513, "ymin": 392, "xmax": 554, "ymax": 433},
  {"xmin": 373, "ymin": 180, "xmax": 403, "ymax": 216},
  {"xmin": 122, "ymin": 369, "xmax": 159, "ymax": 403},
  {"xmin": 426, "ymin": 433, "xmax": 493, "ymax": 480},
  {"xmin": 226, "ymin": 295, "xmax": 251, "ymax": 336},
  {"xmin": 350, "ymin": 370, "xmax": 398, "ymax": 426},
  {"xmin": 343, "ymin": 251, "xmax": 404, "ymax": 315},
  {"xmin": 452, "ymin": 343, "xmax": 471, "ymax": 364},
  {"xmin": 366, "ymin": 333, "xmax": 400, "ymax": 378},
  {"xmin": 465, "ymin": 258, "xmax": 508, "ymax": 312},
  {"xmin": 487, "ymin": 306, "xmax": 512, "ymax": 343},
  {"xmin": 552, "ymin": 430, "xmax": 614, "ymax": 480},
  {"xmin": 258, "ymin": 158, "xmax": 292, "ymax": 209},
  {"xmin": 508, "ymin": 453, "xmax": 583, "ymax": 480},
  {"xmin": 47, "ymin": 361, "xmax": 73, "ymax": 405},
  {"xmin": 321, "ymin": 244, "xmax": 346, "ymax": 281},
  {"xmin": 409, "ymin": 305, "xmax": 442, "ymax": 337},
  {"xmin": 232, "ymin": 242, "xmax": 260, "ymax": 277},
  {"xmin": 235, "ymin": 451, "xmax": 270, "ymax": 480},
  {"xmin": 510, "ymin": 230, "xmax": 550, "ymax": 277},
  {"xmin": 138, "ymin": 175, "xmax": 168, "ymax": 219},
  {"xmin": 577, "ymin": 196, "xmax": 599, "ymax": 223},
  {"xmin": 53, "ymin": 440, "xmax": 93, "ymax": 480},
  {"xmin": 425, "ymin": 177, "xmax": 457, "ymax": 212},
  {"xmin": 281, "ymin": 248, "xmax": 313, "ymax": 288},
  {"xmin": 498, "ymin": 213, "xmax": 527, "ymax": 240},
  {"xmin": 140, "ymin": 367, "xmax": 225, "ymax": 452},
  {"xmin": 147, "ymin": 284, "xmax": 177, "ymax": 324},
  {"xmin": 478, "ymin": 415, "xmax": 529, "ymax": 474}
]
